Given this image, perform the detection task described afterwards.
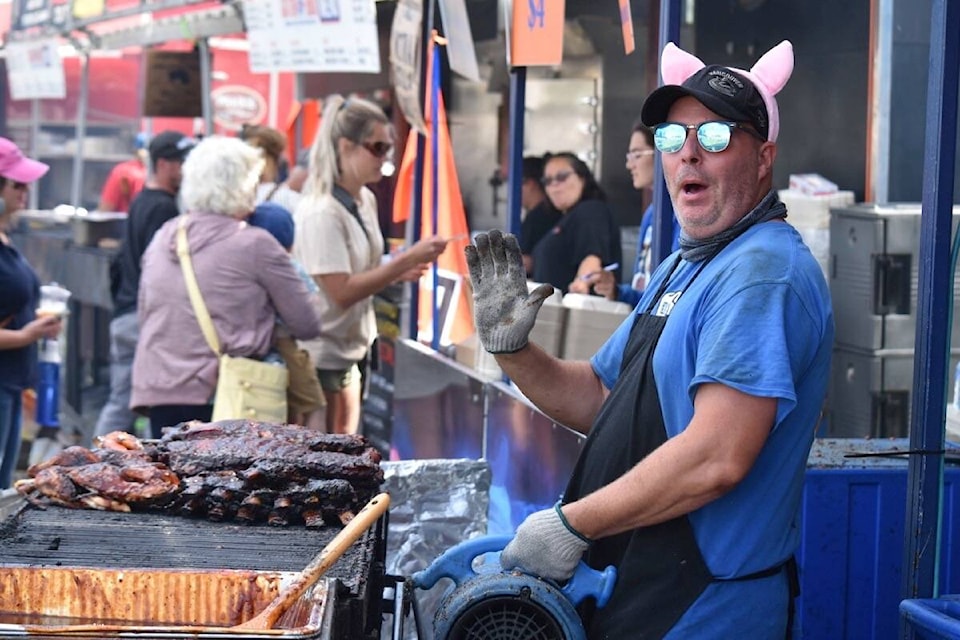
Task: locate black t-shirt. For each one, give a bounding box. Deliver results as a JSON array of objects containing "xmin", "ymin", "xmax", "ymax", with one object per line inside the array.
[
  {"xmin": 531, "ymin": 199, "xmax": 622, "ymax": 293},
  {"xmin": 0, "ymin": 241, "xmax": 40, "ymax": 391},
  {"xmin": 519, "ymin": 202, "xmax": 562, "ymax": 255},
  {"xmin": 112, "ymin": 188, "xmax": 180, "ymax": 317}
]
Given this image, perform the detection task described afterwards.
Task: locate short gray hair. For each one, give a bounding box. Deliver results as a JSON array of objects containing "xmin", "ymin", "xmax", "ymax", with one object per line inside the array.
[{"xmin": 180, "ymin": 136, "xmax": 264, "ymax": 217}]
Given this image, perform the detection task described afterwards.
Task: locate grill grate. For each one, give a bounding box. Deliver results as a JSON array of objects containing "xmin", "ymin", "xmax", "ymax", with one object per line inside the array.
[{"xmin": 0, "ymin": 503, "xmax": 378, "ymax": 587}]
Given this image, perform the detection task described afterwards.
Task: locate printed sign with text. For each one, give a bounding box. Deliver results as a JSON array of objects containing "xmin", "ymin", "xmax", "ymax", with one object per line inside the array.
[{"xmin": 508, "ymin": 0, "xmax": 564, "ymax": 67}]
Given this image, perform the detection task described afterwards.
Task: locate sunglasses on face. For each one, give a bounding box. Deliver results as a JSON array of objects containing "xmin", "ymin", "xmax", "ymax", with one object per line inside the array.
[
  {"xmin": 541, "ymin": 170, "xmax": 574, "ymax": 187},
  {"xmin": 653, "ymin": 121, "xmax": 765, "ymax": 154},
  {"xmin": 8, "ymin": 181, "xmax": 28, "ymax": 191},
  {"xmin": 362, "ymin": 141, "xmax": 393, "ymax": 159}
]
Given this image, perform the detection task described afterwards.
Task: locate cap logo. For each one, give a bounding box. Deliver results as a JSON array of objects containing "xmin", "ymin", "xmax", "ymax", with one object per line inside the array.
[
  {"xmin": 653, "ymin": 41, "xmax": 795, "ymax": 142},
  {"xmin": 706, "ymin": 69, "xmax": 744, "ymax": 97}
]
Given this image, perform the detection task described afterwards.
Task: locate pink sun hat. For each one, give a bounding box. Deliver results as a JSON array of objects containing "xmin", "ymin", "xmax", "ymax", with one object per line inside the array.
[{"xmin": 0, "ymin": 137, "xmax": 50, "ymax": 184}]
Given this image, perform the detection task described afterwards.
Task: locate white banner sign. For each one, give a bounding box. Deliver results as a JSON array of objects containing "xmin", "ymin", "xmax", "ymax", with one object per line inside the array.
[
  {"xmin": 389, "ymin": 0, "xmax": 426, "ymax": 135},
  {"xmin": 244, "ymin": 0, "xmax": 381, "ymax": 74},
  {"xmin": 5, "ymin": 39, "xmax": 66, "ymax": 101}
]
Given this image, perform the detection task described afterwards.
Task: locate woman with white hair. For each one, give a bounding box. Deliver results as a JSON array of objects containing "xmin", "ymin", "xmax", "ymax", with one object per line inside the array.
[
  {"xmin": 131, "ymin": 136, "xmax": 322, "ymax": 435},
  {"xmin": 293, "ymin": 95, "xmax": 448, "ymax": 435}
]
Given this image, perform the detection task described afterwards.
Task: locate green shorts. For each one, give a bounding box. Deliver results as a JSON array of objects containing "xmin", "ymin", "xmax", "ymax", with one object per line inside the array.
[{"xmin": 316, "ymin": 363, "xmax": 361, "ymax": 392}]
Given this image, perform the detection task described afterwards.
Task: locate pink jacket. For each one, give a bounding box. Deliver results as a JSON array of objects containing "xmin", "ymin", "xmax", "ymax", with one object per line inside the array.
[{"xmin": 131, "ymin": 213, "xmax": 322, "ymax": 409}]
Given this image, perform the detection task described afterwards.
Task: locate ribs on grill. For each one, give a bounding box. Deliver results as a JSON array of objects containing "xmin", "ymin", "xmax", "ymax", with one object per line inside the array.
[
  {"xmin": 15, "ymin": 420, "xmax": 384, "ymax": 527},
  {"xmin": 15, "ymin": 446, "xmax": 180, "ymax": 512}
]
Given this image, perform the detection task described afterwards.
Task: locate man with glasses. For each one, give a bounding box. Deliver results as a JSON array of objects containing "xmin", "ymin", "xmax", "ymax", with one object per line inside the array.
[
  {"xmin": 466, "ymin": 41, "xmax": 833, "ymax": 638},
  {"xmin": 95, "ymin": 131, "xmax": 195, "ymax": 439}
]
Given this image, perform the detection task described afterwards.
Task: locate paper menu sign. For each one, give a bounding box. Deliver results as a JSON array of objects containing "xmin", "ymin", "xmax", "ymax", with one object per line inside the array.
[
  {"xmin": 5, "ymin": 39, "xmax": 66, "ymax": 101},
  {"xmin": 244, "ymin": 0, "xmax": 381, "ymax": 73}
]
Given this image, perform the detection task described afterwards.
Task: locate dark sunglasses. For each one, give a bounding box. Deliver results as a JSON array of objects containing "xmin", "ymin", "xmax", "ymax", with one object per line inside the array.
[
  {"xmin": 541, "ymin": 170, "xmax": 574, "ymax": 187},
  {"xmin": 362, "ymin": 141, "xmax": 393, "ymax": 159},
  {"xmin": 653, "ymin": 121, "xmax": 765, "ymax": 154},
  {"xmin": 8, "ymin": 181, "xmax": 28, "ymax": 191}
]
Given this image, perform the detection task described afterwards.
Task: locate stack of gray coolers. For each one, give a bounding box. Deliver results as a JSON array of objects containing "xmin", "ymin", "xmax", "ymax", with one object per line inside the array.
[{"xmin": 828, "ymin": 203, "xmax": 960, "ymax": 437}]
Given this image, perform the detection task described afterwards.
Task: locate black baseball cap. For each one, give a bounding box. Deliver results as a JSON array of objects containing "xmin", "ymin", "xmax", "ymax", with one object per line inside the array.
[
  {"xmin": 641, "ymin": 65, "xmax": 769, "ymax": 140},
  {"xmin": 149, "ymin": 130, "xmax": 196, "ymax": 164}
]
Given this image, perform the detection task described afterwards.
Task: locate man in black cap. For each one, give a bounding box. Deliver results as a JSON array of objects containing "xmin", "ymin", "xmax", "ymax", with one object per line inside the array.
[
  {"xmin": 95, "ymin": 130, "xmax": 195, "ymax": 438},
  {"xmin": 464, "ymin": 41, "xmax": 834, "ymax": 638}
]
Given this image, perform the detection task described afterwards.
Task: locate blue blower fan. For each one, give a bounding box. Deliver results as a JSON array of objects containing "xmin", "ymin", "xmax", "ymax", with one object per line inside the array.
[{"xmin": 412, "ymin": 535, "xmax": 616, "ymax": 640}]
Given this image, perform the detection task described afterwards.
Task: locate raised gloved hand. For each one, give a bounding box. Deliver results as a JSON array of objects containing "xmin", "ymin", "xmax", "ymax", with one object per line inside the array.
[
  {"xmin": 499, "ymin": 502, "xmax": 591, "ymax": 582},
  {"xmin": 464, "ymin": 230, "xmax": 554, "ymax": 354}
]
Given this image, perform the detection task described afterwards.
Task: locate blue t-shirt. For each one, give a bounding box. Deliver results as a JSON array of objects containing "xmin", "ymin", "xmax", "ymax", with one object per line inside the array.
[
  {"xmin": 591, "ymin": 221, "xmax": 834, "ymax": 637},
  {"xmin": 0, "ymin": 241, "xmax": 41, "ymax": 392},
  {"xmin": 618, "ymin": 203, "xmax": 682, "ymax": 307}
]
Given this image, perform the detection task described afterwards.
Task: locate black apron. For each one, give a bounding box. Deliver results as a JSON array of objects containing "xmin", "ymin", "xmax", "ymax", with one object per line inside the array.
[{"xmin": 564, "ymin": 255, "xmax": 797, "ymax": 639}]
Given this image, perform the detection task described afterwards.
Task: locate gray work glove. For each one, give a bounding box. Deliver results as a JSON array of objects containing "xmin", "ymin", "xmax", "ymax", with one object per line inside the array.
[
  {"xmin": 464, "ymin": 230, "xmax": 554, "ymax": 354},
  {"xmin": 499, "ymin": 502, "xmax": 591, "ymax": 582}
]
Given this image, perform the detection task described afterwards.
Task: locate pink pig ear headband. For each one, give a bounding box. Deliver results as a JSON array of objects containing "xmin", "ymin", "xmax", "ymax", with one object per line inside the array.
[{"xmin": 639, "ymin": 41, "xmax": 794, "ymax": 142}]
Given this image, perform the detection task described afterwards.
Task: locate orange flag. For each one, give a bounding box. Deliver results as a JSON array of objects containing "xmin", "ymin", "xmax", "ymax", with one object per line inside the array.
[
  {"xmin": 284, "ymin": 99, "xmax": 320, "ymax": 165},
  {"xmin": 392, "ymin": 38, "xmax": 474, "ymax": 348}
]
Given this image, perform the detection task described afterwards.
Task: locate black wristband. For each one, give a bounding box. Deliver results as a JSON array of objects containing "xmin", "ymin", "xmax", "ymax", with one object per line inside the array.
[{"xmin": 555, "ymin": 502, "xmax": 591, "ymax": 544}]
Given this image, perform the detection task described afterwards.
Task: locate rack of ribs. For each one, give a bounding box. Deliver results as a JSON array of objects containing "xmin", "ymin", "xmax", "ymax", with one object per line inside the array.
[
  {"xmin": 15, "ymin": 446, "xmax": 180, "ymax": 512},
  {"xmin": 15, "ymin": 420, "xmax": 384, "ymax": 527}
]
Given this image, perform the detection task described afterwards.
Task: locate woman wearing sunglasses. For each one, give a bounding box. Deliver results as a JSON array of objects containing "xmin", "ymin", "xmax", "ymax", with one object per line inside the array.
[
  {"xmin": 0, "ymin": 138, "xmax": 61, "ymax": 489},
  {"xmin": 570, "ymin": 121, "xmax": 682, "ymax": 302},
  {"xmin": 529, "ymin": 151, "xmax": 621, "ymax": 293},
  {"xmin": 293, "ymin": 95, "xmax": 448, "ymax": 435}
]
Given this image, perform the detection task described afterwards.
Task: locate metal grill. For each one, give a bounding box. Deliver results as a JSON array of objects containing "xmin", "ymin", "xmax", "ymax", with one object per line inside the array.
[{"xmin": 0, "ymin": 502, "xmax": 387, "ymax": 639}]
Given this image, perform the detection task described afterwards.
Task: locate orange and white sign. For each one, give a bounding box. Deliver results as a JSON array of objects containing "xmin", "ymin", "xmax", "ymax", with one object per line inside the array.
[
  {"xmin": 507, "ymin": 0, "xmax": 565, "ymax": 67},
  {"xmin": 619, "ymin": 0, "xmax": 635, "ymax": 55}
]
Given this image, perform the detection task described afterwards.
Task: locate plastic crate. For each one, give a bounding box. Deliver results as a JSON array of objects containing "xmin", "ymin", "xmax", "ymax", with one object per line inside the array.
[
  {"xmin": 797, "ymin": 439, "xmax": 960, "ymax": 639},
  {"xmin": 900, "ymin": 596, "xmax": 960, "ymax": 639}
]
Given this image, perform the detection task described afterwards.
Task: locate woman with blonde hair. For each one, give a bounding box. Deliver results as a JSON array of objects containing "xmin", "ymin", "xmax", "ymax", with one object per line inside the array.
[
  {"xmin": 293, "ymin": 95, "xmax": 448, "ymax": 435},
  {"xmin": 131, "ymin": 136, "xmax": 322, "ymax": 434}
]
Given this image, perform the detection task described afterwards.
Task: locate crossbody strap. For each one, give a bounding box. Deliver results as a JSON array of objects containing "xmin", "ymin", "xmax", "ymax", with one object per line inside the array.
[
  {"xmin": 176, "ymin": 216, "xmax": 221, "ymax": 356},
  {"xmin": 263, "ymin": 182, "xmax": 281, "ymax": 202}
]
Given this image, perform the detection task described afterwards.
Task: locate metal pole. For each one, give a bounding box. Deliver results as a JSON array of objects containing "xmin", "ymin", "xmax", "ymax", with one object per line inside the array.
[
  {"xmin": 900, "ymin": 0, "xmax": 959, "ymax": 624},
  {"xmin": 408, "ymin": 0, "xmax": 435, "ymax": 340},
  {"xmin": 29, "ymin": 99, "xmax": 40, "ymax": 210},
  {"xmin": 650, "ymin": 0, "xmax": 681, "ymax": 268},
  {"xmin": 868, "ymin": 0, "xmax": 894, "ymax": 204},
  {"xmin": 198, "ymin": 38, "xmax": 213, "ymax": 135},
  {"xmin": 506, "ymin": 66, "xmax": 526, "ymax": 236},
  {"xmin": 70, "ymin": 52, "xmax": 90, "ymax": 208},
  {"xmin": 430, "ymin": 40, "xmax": 440, "ymax": 350}
]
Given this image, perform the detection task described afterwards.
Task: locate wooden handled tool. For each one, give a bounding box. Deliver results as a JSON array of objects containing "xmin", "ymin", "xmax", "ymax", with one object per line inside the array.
[{"xmin": 233, "ymin": 492, "xmax": 390, "ymax": 631}]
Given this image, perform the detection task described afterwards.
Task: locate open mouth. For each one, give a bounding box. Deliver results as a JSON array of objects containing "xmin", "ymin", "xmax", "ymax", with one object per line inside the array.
[{"xmin": 681, "ymin": 180, "xmax": 707, "ymax": 195}]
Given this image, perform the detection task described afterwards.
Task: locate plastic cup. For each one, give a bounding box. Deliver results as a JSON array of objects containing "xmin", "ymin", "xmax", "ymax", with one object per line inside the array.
[{"xmin": 37, "ymin": 283, "xmax": 72, "ymax": 319}]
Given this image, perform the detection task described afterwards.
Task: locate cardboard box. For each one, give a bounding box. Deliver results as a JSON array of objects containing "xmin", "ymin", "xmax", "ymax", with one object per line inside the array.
[
  {"xmin": 778, "ymin": 189, "xmax": 856, "ymax": 229},
  {"xmin": 560, "ymin": 294, "xmax": 631, "ymax": 361},
  {"xmin": 527, "ymin": 283, "xmax": 566, "ymax": 357}
]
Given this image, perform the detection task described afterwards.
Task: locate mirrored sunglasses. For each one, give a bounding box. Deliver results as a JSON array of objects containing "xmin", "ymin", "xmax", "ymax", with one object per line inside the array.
[
  {"xmin": 653, "ymin": 121, "xmax": 765, "ymax": 154},
  {"xmin": 541, "ymin": 170, "xmax": 573, "ymax": 187},
  {"xmin": 362, "ymin": 141, "xmax": 393, "ymax": 159}
]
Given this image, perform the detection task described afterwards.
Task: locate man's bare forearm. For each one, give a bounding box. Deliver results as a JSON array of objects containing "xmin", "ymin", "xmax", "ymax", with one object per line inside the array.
[{"xmin": 495, "ymin": 343, "xmax": 607, "ymax": 433}]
